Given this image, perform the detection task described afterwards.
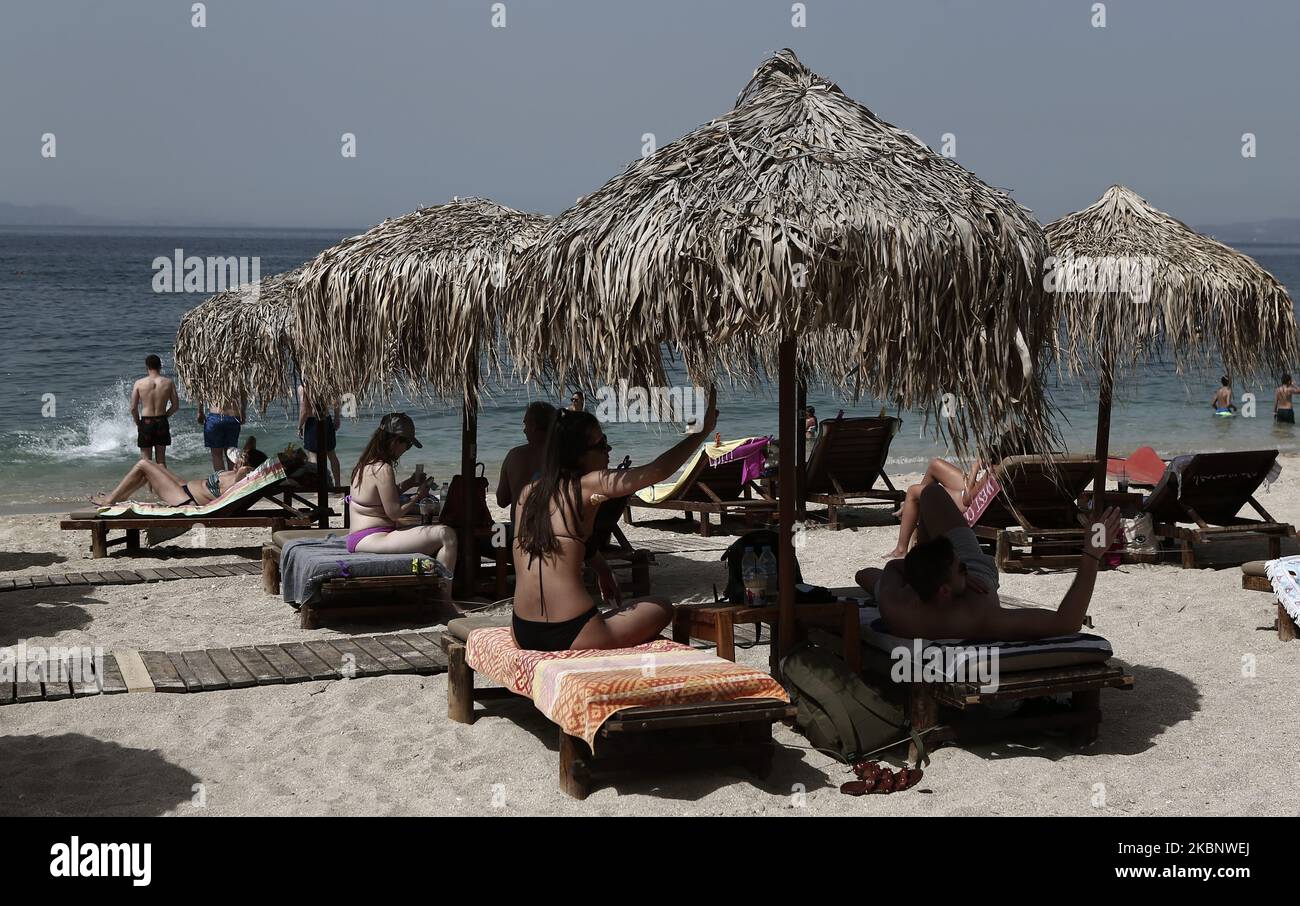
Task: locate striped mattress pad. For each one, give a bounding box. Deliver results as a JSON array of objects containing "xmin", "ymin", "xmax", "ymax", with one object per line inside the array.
[
  {"xmin": 845, "ymin": 597, "xmax": 1114, "ymax": 675},
  {"xmin": 464, "ymin": 627, "xmax": 788, "ymax": 749}
]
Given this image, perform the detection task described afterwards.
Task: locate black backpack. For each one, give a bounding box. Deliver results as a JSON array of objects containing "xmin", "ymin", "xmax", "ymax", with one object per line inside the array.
[
  {"xmin": 719, "ymin": 529, "xmax": 835, "ymax": 604},
  {"xmin": 720, "ymin": 530, "xmax": 799, "ymax": 603}
]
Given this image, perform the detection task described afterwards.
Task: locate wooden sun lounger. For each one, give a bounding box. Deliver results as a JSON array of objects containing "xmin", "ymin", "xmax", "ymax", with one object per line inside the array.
[
  {"xmin": 440, "ymin": 621, "xmax": 794, "ymax": 799},
  {"xmin": 971, "ymin": 454, "xmax": 1098, "ymax": 572},
  {"xmin": 804, "ymin": 415, "xmax": 905, "ymax": 529},
  {"xmin": 62, "ymin": 512, "xmax": 310, "ymax": 559},
  {"xmin": 809, "ymin": 624, "xmax": 1134, "ymax": 762},
  {"xmin": 625, "ymin": 443, "xmax": 777, "ymax": 537},
  {"xmin": 61, "ymin": 473, "xmax": 317, "ymax": 559},
  {"xmin": 260, "ymin": 530, "xmax": 461, "ymax": 628},
  {"xmin": 1240, "ymin": 560, "xmax": 1299, "ymax": 641},
  {"xmin": 1144, "ymin": 450, "xmax": 1294, "ymax": 569}
]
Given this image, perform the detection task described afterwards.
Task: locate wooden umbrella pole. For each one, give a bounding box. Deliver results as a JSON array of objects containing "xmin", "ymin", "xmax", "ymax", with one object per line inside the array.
[
  {"xmin": 777, "ymin": 337, "xmax": 797, "ymax": 670},
  {"xmin": 795, "ymin": 379, "xmax": 807, "ymax": 519},
  {"xmin": 1091, "ymin": 359, "xmax": 1113, "ymax": 517},
  {"xmin": 315, "ymin": 435, "xmax": 329, "ymax": 528},
  {"xmin": 460, "ymin": 358, "xmax": 480, "ymax": 595}
]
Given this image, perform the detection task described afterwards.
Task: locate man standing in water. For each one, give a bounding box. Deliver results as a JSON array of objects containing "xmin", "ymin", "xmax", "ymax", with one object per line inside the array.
[
  {"xmin": 298, "ymin": 382, "xmax": 341, "ymax": 488},
  {"xmin": 1275, "ymin": 374, "xmax": 1300, "ymax": 424},
  {"xmin": 131, "ymin": 354, "xmax": 179, "ymax": 466},
  {"xmin": 1212, "ymin": 376, "xmax": 1236, "ymax": 416},
  {"xmin": 198, "ymin": 393, "xmax": 246, "ymax": 471}
]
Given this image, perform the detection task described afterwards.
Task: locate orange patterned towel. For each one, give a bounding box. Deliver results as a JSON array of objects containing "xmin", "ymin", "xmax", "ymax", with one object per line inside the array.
[{"xmin": 464, "ymin": 627, "xmax": 789, "ymax": 749}]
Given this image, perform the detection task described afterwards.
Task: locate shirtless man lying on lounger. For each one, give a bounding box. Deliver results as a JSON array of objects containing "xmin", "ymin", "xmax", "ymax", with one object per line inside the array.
[{"xmin": 857, "ymin": 483, "xmax": 1121, "ymax": 642}]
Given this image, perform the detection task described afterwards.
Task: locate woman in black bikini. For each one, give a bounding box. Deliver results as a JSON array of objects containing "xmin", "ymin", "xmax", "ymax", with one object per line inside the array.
[
  {"xmin": 90, "ymin": 437, "xmax": 288, "ymax": 506},
  {"xmin": 512, "ymin": 387, "xmax": 719, "ymax": 651}
]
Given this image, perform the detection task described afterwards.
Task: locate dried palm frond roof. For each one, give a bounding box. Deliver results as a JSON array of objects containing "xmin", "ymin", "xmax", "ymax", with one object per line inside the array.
[
  {"xmin": 1046, "ymin": 185, "xmax": 1297, "ymax": 380},
  {"xmin": 505, "ymin": 49, "xmax": 1057, "ymax": 456},
  {"xmin": 174, "ymin": 268, "xmax": 303, "ymax": 412},
  {"xmin": 292, "ymin": 197, "xmax": 550, "ymax": 405}
]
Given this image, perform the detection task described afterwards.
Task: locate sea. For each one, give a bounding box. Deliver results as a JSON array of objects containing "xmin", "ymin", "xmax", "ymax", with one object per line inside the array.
[{"xmin": 2, "ymin": 225, "xmax": 1299, "ymax": 513}]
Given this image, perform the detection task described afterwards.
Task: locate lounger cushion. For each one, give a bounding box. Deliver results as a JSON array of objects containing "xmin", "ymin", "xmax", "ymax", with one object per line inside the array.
[
  {"xmin": 464, "ymin": 626, "xmax": 788, "ymax": 748},
  {"xmin": 849, "ymin": 599, "xmax": 1114, "ymax": 675},
  {"xmin": 272, "ymin": 528, "xmax": 341, "ymax": 549},
  {"xmin": 1242, "ymin": 560, "xmax": 1268, "ymax": 578},
  {"xmin": 447, "ymin": 614, "xmax": 512, "ymax": 642}
]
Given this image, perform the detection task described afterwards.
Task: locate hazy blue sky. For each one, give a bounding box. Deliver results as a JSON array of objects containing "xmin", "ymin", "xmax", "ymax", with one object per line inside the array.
[{"xmin": 2, "ymin": 0, "xmax": 1296, "ymax": 228}]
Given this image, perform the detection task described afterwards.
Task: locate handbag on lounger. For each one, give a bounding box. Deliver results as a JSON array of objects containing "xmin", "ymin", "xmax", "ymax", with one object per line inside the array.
[{"xmin": 782, "ymin": 643, "xmax": 929, "ymax": 766}]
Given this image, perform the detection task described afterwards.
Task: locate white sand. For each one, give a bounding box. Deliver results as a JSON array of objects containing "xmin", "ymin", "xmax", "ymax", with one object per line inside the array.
[{"xmin": 3, "ymin": 461, "xmax": 1299, "ymax": 816}]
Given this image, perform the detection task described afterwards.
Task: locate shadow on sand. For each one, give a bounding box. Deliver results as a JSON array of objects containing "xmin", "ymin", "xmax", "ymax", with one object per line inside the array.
[
  {"xmin": 0, "ymin": 550, "xmax": 69, "ymax": 571},
  {"xmin": 0, "ymin": 584, "xmax": 104, "ymax": 647},
  {"xmin": 0, "ymin": 733, "xmax": 201, "ymax": 816}
]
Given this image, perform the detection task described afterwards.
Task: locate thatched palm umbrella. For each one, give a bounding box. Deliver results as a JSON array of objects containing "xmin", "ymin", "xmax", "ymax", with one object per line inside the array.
[
  {"xmin": 507, "ymin": 49, "xmax": 1058, "ymax": 664},
  {"xmin": 1045, "ymin": 185, "xmax": 1297, "ymax": 509},
  {"xmin": 292, "ymin": 197, "xmax": 550, "ymax": 587},
  {"xmin": 175, "ymin": 267, "xmax": 303, "ymax": 416},
  {"xmin": 175, "ymin": 267, "xmax": 343, "ymax": 525}
]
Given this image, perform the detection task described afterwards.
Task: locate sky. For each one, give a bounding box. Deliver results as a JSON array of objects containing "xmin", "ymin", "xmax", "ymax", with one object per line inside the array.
[{"xmin": 1, "ymin": 0, "xmax": 1297, "ymax": 228}]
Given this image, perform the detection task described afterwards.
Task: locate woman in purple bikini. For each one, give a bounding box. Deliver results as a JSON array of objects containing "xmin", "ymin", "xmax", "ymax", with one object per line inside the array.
[{"xmin": 346, "ymin": 413, "xmax": 458, "ymax": 575}]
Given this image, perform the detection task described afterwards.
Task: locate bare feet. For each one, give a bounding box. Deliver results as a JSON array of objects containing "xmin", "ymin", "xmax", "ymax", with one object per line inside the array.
[
  {"xmin": 90, "ymin": 493, "xmax": 112, "ymax": 506},
  {"xmin": 886, "ymin": 546, "xmax": 907, "ymax": 560}
]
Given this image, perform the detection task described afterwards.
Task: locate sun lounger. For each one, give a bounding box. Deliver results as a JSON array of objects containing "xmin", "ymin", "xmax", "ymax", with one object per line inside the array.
[
  {"xmin": 811, "ymin": 597, "xmax": 1133, "ymax": 761},
  {"xmin": 260, "ymin": 529, "xmax": 456, "ymax": 628},
  {"xmin": 626, "ymin": 436, "xmax": 777, "ymax": 536},
  {"xmin": 61, "ymin": 462, "xmax": 311, "ymax": 558},
  {"xmin": 803, "ymin": 415, "xmax": 905, "ymax": 529},
  {"xmin": 1106, "ymin": 445, "xmax": 1167, "ymax": 489},
  {"xmin": 1142, "ymin": 450, "xmax": 1293, "ymax": 568},
  {"xmin": 440, "ymin": 617, "xmax": 793, "ymax": 799},
  {"xmin": 971, "ymin": 454, "xmax": 1098, "ymax": 572},
  {"xmin": 1241, "ymin": 558, "xmax": 1300, "ymax": 641}
]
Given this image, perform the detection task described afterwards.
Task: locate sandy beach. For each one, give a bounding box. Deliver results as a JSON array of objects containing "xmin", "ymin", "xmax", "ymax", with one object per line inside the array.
[{"xmin": 4, "ymin": 460, "xmax": 1299, "ymax": 817}]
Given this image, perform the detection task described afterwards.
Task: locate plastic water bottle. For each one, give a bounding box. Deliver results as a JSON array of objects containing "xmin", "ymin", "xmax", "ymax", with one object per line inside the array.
[
  {"xmin": 741, "ymin": 547, "xmax": 765, "ymax": 606},
  {"xmin": 759, "ymin": 547, "xmax": 778, "ymax": 598}
]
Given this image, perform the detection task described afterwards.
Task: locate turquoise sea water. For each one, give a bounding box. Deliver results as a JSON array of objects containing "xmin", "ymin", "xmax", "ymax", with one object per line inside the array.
[{"xmin": 2, "ymin": 225, "xmax": 1298, "ymax": 512}]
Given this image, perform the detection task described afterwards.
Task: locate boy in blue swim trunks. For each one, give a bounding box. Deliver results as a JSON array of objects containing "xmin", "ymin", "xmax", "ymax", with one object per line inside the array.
[
  {"xmin": 198, "ymin": 395, "xmax": 246, "ymax": 471},
  {"xmin": 1212, "ymin": 376, "xmax": 1237, "ymax": 417}
]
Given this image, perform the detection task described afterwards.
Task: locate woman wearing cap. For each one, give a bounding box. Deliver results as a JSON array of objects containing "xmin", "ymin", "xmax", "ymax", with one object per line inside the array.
[
  {"xmin": 346, "ymin": 413, "xmax": 458, "ymax": 575},
  {"xmin": 512, "ymin": 386, "xmax": 719, "ymax": 651}
]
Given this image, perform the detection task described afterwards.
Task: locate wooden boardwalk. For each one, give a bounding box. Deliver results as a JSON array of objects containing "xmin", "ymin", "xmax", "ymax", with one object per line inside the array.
[
  {"xmin": 0, "ymin": 631, "xmax": 448, "ymax": 705},
  {"xmin": 0, "ymin": 561, "xmax": 262, "ymax": 594}
]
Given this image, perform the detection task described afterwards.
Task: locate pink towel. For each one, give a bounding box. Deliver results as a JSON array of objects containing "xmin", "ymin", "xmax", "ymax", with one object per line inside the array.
[{"xmin": 713, "ymin": 436, "xmax": 771, "ymax": 484}]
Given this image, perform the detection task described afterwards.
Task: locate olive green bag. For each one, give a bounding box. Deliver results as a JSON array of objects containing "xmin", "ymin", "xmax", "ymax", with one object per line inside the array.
[{"xmin": 781, "ymin": 643, "xmax": 929, "ymax": 766}]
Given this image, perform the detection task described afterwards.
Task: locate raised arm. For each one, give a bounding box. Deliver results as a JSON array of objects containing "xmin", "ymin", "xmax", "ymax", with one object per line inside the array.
[
  {"xmin": 586, "ymin": 387, "xmax": 719, "ymax": 499},
  {"xmin": 980, "ymin": 507, "xmax": 1121, "ymax": 641}
]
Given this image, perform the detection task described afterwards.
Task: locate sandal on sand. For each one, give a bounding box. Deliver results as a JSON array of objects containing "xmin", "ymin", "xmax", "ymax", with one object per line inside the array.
[{"xmin": 839, "ymin": 761, "xmax": 923, "ymax": 796}]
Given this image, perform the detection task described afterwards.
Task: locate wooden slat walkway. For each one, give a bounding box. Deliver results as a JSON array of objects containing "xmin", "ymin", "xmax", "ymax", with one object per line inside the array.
[
  {"xmin": 0, "ymin": 632, "xmax": 449, "ymax": 706},
  {"xmin": 0, "ymin": 561, "xmax": 261, "ymax": 594}
]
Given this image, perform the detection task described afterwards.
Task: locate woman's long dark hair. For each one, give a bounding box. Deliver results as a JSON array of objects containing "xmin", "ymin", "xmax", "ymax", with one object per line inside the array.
[
  {"xmin": 350, "ymin": 426, "xmax": 409, "ymax": 487},
  {"xmin": 517, "ymin": 409, "xmax": 599, "ymax": 559}
]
